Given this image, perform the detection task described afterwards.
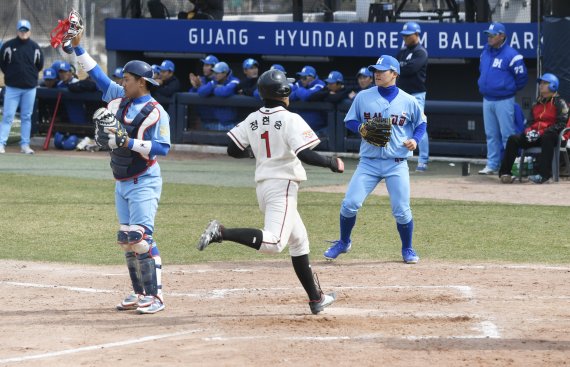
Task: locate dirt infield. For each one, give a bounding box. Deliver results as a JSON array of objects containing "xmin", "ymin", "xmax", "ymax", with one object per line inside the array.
[{"xmin": 1, "ymin": 259, "xmax": 569, "ymax": 367}]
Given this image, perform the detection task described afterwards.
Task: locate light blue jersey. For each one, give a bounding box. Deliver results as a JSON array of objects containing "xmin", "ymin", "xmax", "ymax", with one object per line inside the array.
[{"xmin": 345, "ymin": 86, "xmax": 426, "ymax": 159}]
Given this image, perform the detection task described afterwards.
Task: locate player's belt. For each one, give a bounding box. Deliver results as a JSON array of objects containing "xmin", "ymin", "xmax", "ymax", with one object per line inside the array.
[{"xmin": 394, "ymin": 158, "xmax": 407, "ymax": 162}]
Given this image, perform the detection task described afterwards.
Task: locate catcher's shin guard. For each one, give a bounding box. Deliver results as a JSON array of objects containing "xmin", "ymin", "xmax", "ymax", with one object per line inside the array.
[
  {"xmin": 138, "ymin": 253, "xmax": 158, "ymax": 297},
  {"xmin": 125, "ymin": 251, "xmax": 144, "ymax": 295}
]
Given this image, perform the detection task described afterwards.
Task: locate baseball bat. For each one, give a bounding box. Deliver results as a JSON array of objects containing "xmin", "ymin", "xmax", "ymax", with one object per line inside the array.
[{"xmin": 43, "ymin": 92, "xmax": 62, "ymax": 150}]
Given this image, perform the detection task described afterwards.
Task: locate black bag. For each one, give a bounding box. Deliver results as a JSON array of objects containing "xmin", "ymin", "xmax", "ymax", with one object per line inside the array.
[{"xmin": 148, "ymin": 0, "xmax": 170, "ymax": 18}]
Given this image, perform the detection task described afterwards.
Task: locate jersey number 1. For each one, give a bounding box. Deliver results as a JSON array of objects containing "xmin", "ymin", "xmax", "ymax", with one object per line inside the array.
[{"xmin": 261, "ymin": 131, "xmax": 271, "ymax": 158}]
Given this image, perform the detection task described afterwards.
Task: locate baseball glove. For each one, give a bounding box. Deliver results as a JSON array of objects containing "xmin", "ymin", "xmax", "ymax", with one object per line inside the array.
[
  {"xmin": 359, "ymin": 116, "xmax": 392, "ymax": 147},
  {"xmin": 93, "ymin": 108, "xmax": 128, "ymax": 150},
  {"xmin": 50, "ymin": 9, "xmax": 84, "ymax": 54}
]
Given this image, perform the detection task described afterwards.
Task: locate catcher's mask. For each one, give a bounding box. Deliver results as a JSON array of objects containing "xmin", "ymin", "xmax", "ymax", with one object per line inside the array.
[
  {"xmin": 123, "ymin": 60, "xmax": 159, "ymax": 86},
  {"xmin": 258, "ymin": 69, "xmax": 293, "ymax": 100}
]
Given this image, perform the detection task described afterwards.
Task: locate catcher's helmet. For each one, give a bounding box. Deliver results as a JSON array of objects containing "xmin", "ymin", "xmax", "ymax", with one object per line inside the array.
[
  {"xmin": 257, "ymin": 69, "xmax": 292, "ymax": 100},
  {"xmin": 537, "ymin": 73, "xmax": 559, "ymax": 92},
  {"xmin": 123, "ymin": 60, "xmax": 159, "ymax": 86}
]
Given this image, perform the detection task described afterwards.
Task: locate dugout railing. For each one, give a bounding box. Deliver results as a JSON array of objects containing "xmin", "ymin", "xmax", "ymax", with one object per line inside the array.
[{"xmin": 33, "ymin": 91, "xmax": 487, "ymax": 156}]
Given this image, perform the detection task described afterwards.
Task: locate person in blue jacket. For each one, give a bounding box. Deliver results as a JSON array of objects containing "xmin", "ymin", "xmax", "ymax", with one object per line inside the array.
[
  {"xmin": 188, "ymin": 54, "xmax": 218, "ymax": 93},
  {"xmin": 477, "ymin": 22, "xmax": 528, "ymax": 175},
  {"xmin": 197, "ymin": 61, "xmax": 239, "ymax": 130},
  {"xmin": 290, "ymin": 65, "xmax": 326, "ymax": 133}
]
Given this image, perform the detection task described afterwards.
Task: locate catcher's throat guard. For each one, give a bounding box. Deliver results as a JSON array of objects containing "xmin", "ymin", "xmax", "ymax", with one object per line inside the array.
[{"xmin": 50, "ymin": 9, "xmax": 84, "ymax": 54}]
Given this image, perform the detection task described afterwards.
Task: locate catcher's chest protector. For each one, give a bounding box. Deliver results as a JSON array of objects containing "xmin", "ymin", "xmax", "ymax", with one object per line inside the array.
[{"xmin": 110, "ymin": 99, "xmax": 158, "ymax": 180}]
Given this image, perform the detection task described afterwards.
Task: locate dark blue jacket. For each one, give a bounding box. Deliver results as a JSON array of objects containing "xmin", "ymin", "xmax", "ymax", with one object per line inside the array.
[
  {"xmin": 396, "ymin": 43, "xmax": 428, "ymax": 94},
  {"xmin": 0, "ymin": 37, "xmax": 43, "ymax": 89},
  {"xmin": 478, "ymin": 41, "xmax": 528, "ymax": 101}
]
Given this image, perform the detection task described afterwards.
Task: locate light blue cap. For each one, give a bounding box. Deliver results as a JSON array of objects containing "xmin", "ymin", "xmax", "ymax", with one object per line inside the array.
[
  {"xmin": 212, "ymin": 62, "xmax": 230, "ymax": 74},
  {"xmin": 17, "ymin": 19, "xmax": 31, "ymax": 31},
  {"xmin": 400, "ymin": 22, "xmax": 421, "ymax": 35},
  {"xmin": 356, "ymin": 67, "xmax": 373, "ymax": 78},
  {"xmin": 201, "ymin": 55, "xmax": 219, "ymax": 65},
  {"xmin": 160, "ymin": 60, "xmax": 175, "ymax": 72},
  {"xmin": 483, "ymin": 22, "xmax": 506, "ymax": 35},
  {"xmin": 112, "ymin": 67, "xmax": 124, "ymax": 78}
]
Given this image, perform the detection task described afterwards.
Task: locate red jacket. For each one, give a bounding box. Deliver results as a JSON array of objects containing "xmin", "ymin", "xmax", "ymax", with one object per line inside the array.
[{"xmin": 524, "ymin": 94, "xmax": 568, "ymax": 137}]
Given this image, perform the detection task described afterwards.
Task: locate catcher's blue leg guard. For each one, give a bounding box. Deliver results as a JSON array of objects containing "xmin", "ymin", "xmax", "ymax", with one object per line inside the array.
[
  {"xmin": 118, "ymin": 225, "xmax": 144, "ymax": 294},
  {"xmin": 138, "ymin": 252, "xmax": 158, "ymax": 297}
]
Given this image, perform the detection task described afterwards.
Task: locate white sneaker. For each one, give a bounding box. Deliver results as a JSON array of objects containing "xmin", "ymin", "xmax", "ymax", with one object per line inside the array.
[
  {"xmin": 0, "ymin": 145, "xmax": 5, "ymax": 154},
  {"xmin": 478, "ymin": 166, "xmax": 496, "ymax": 175},
  {"xmin": 20, "ymin": 145, "xmax": 34, "ymax": 154},
  {"xmin": 137, "ymin": 296, "xmax": 165, "ymax": 314}
]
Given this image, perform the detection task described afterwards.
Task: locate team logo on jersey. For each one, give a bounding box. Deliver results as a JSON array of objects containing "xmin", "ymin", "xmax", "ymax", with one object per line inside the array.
[
  {"xmin": 160, "ymin": 125, "xmax": 169, "ymax": 137},
  {"xmin": 364, "ymin": 111, "xmax": 407, "ymax": 126},
  {"xmin": 302, "ymin": 130, "xmax": 314, "ymax": 139}
]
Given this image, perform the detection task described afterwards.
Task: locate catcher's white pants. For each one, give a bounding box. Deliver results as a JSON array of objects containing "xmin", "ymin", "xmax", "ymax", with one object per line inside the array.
[{"xmin": 256, "ymin": 179, "xmax": 310, "ymax": 257}]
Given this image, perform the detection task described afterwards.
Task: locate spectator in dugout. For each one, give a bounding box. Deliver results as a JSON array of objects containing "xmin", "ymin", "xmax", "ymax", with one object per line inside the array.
[
  {"xmin": 56, "ymin": 61, "xmax": 89, "ymax": 125},
  {"xmin": 197, "ymin": 61, "xmax": 239, "ymax": 130},
  {"xmin": 189, "ymin": 54, "xmax": 218, "ymax": 93},
  {"xmin": 153, "ymin": 59, "xmax": 181, "ymax": 99},
  {"xmin": 236, "ymin": 58, "xmax": 259, "ymax": 96},
  {"xmin": 309, "ymin": 71, "xmax": 350, "ymax": 103},
  {"xmin": 498, "ymin": 73, "xmax": 569, "ymax": 184},
  {"xmin": 40, "ymin": 68, "xmax": 57, "ymax": 88},
  {"xmin": 348, "ymin": 67, "xmax": 374, "ymax": 100},
  {"xmin": 111, "ymin": 67, "xmax": 124, "ymax": 84},
  {"xmin": 290, "ymin": 65, "xmax": 327, "ymax": 133}
]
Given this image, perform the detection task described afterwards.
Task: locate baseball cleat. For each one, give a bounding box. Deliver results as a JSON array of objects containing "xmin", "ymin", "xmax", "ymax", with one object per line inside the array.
[
  {"xmin": 402, "ymin": 248, "xmax": 419, "ymax": 264},
  {"xmin": 500, "ymin": 174, "xmax": 515, "ymax": 184},
  {"xmin": 197, "ymin": 220, "xmax": 223, "ymax": 251},
  {"xmin": 116, "ymin": 293, "xmax": 143, "ymax": 311},
  {"xmin": 478, "ymin": 166, "xmax": 496, "ymax": 175},
  {"xmin": 137, "ymin": 295, "xmax": 155, "ymax": 308},
  {"xmin": 415, "ymin": 163, "xmax": 428, "ymax": 172},
  {"xmin": 137, "ymin": 296, "xmax": 165, "ymax": 314},
  {"xmin": 309, "ymin": 292, "xmax": 337, "ymax": 315},
  {"xmin": 323, "ymin": 240, "xmax": 351, "ymax": 260}
]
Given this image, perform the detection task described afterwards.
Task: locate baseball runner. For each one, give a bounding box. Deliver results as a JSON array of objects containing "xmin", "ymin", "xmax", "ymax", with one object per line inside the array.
[
  {"xmin": 70, "ymin": 32, "xmax": 170, "ymax": 314},
  {"xmin": 197, "ymin": 69, "xmax": 343, "ymax": 315},
  {"xmin": 324, "ymin": 55, "xmax": 426, "ymax": 264}
]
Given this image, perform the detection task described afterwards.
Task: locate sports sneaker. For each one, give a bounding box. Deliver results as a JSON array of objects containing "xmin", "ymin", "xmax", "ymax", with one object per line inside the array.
[
  {"xmin": 20, "ymin": 145, "xmax": 34, "ymax": 154},
  {"xmin": 402, "ymin": 248, "xmax": 419, "ymax": 264},
  {"xmin": 137, "ymin": 296, "xmax": 165, "ymax": 314},
  {"xmin": 197, "ymin": 219, "xmax": 223, "ymax": 251},
  {"xmin": 500, "ymin": 174, "xmax": 515, "ymax": 184},
  {"xmin": 309, "ymin": 292, "xmax": 337, "ymax": 315},
  {"xmin": 0, "ymin": 145, "xmax": 5, "ymax": 154},
  {"xmin": 478, "ymin": 166, "xmax": 496, "ymax": 175},
  {"xmin": 137, "ymin": 295, "xmax": 155, "ymax": 308},
  {"xmin": 116, "ymin": 293, "xmax": 143, "ymax": 311},
  {"xmin": 416, "ymin": 162, "xmax": 428, "ymax": 172},
  {"xmin": 323, "ymin": 240, "xmax": 352, "ymax": 260},
  {"xmin": 528, "ymin": 174, "xmax": 549, "ymax": 184}
]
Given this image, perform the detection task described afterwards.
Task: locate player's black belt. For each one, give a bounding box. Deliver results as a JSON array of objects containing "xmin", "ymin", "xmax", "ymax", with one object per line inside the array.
[{"xmin": 394, "ymin": 158, "xmax": 407, "ymax": 162}]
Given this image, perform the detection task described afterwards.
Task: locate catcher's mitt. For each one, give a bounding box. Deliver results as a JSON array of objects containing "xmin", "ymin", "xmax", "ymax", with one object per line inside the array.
[
  {"xmin": 50, "ymin": 9, "xmax": 84, "ymax": 54},
  {"xmin": 359, "ymin": 116, "xmax": 392, "ymax": 147},
  {"xmin": 93, "ymin": 108, "xmax": 128, "ymax": 150}
]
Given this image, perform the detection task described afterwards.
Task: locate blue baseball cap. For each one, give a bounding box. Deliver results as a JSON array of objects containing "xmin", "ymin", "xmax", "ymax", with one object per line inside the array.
[
  {"xmin": 201, "ymin": 55, "xmax": 219, "ymax": 65},
  {"xmin": 160, "ymin": 60, "xmax": 175, "ymax": 72},
  {"xmin": 270, "ymin": 64, "xmax": 286, "ymax": 73},
  {"xmin": 151, "ymin": 64, "xmax": 161, "ymax": 75},
  {"xmin": 368, "ymin": 55, "xmax": 400, "ymax": 74},
  {"xmin": 242, "ymin": 58, "xmax": 259, "ymax": 69},
  {"xmin": 400, "ymin": 22, "xmax": 421, "ymax": 35},
  {"xmin": 356, "ymin": 67, "xmax": 373, "ymax": 78},
  {"xmin": 43, "ymin": 68, "xmax": 57, "ymax": 80},
  {"xmin": 212, "ymin": 62, "xmax": 230, "ymax": 74},
  {"xmin": 57, "ymin": 62, "xmax": 72, "ymax": 72},
  {"xmin": 112, "ymin": 67, "xmax": 124, "ymax": 78},
  {"xmin": 17, "ymin": 19, "xmax": 31, "ymax": 31},
  {"xmin": 296, "ymin": 65, "xmax": 317, "ymax": 78},
  {"xmin": 324, "ymin": 71, "xmax": 344, "ymax": 84},
  {"xmin": 483, "ymin": 22, "xmax": 506, "ymax": 36}
]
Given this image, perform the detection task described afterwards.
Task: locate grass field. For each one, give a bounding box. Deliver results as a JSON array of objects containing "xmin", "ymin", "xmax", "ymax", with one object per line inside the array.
[{"xmin": 0, "ymin": 152, "xmax": 568, "ymax": 265}]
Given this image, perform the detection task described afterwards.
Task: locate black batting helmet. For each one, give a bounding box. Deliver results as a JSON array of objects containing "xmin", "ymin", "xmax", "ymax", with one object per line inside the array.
[{"xmin": 257, "ymin": 69, "xmax": 292, "ymax": 100}]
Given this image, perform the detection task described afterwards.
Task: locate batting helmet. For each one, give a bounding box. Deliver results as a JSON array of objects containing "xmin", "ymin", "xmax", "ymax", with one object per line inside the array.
[
  {"xmin": 123, "ymin": 60, "xmax": 159, "ymax": 86},
  {"xmin": 537, "ymin": 73, "xmax": 559, "ymax": 92},
  {"xmin": 62, "ymin": 135, "xmax": 79, "ymax": 150},
  {"xmin": 257, "ymin": 69, "xmax": 292, "ymax": 100},
  {"xmin": 54, "ymin": 132, "xmax": 65, "ymax": 149}
]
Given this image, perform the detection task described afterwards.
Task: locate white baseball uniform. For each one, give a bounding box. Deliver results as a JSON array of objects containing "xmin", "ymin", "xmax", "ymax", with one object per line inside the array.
[{"xmin": 228, "ymin": 105, "xmax": 320, "ymax": 256}]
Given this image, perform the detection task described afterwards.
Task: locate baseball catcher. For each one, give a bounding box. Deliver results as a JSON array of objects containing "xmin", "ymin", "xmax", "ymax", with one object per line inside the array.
[
  {"xmin": 50, "ymin": 9, "xmax": 83, "ymax": 54},
  {"xmin": 359, "ymin": 116, "xmax": 392, "ymax": 147}
]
